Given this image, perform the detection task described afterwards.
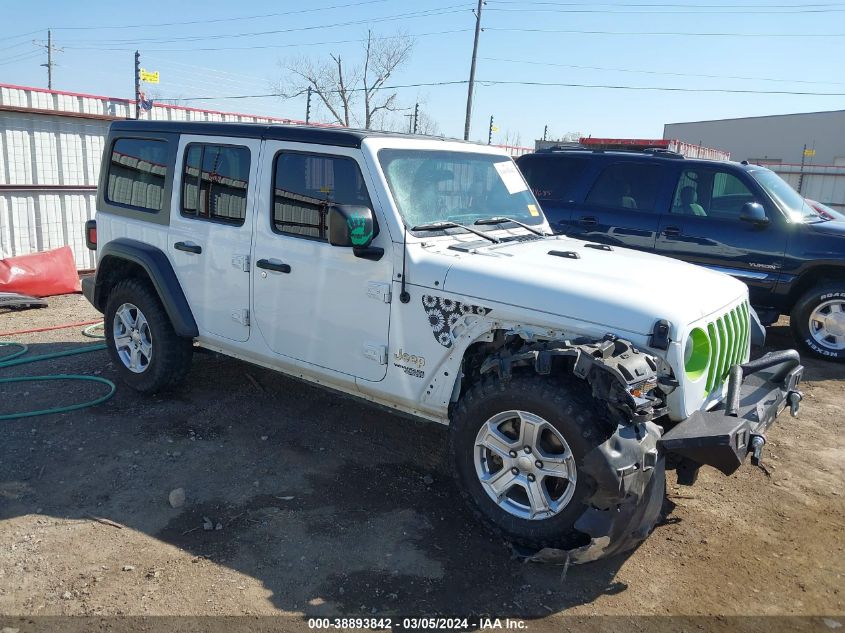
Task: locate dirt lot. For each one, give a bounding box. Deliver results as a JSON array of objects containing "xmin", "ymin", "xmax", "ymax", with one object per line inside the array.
[{"xmin": 1, "ymin": 293, "xmax": 843, "ymax": 626}]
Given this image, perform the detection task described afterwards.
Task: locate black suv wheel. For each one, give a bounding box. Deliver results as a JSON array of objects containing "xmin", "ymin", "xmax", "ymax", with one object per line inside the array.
[
  {"xmin": 790, "ymin": 282, "xmax": 845, "ymax": 362},
  {"xmin": 104, "ymin": 278, "xmax": 194, "ymax": 392}
]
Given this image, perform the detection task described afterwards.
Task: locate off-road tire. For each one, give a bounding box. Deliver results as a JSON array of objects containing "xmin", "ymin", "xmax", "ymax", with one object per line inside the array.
[
  {"xmin": 449, "ymin": 373, "xmax": 612, "ymax": 550},
  {"xmin": 104, "ymin": 278, "xmax": 194, "ymax": 393},
  {"xmin": 790, "ymin": 282, "xmax": 845, "ymax": 362}
]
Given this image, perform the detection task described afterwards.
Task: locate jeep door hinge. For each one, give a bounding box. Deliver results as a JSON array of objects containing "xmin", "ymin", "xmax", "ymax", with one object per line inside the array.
[
  {"xmin": 232, "ymin": 254, "xmax": 250, "ymax": 272},
  {"xmin": 363, "ymin": 343, "xmax": 388, "ymax": 365},
  {"xmin": 367, "ymin": 281, "xmax": 392, "ymax": 304},
  {"xmin": 232, "ymin": 308, "xmax": 250, "ymax": 326}
]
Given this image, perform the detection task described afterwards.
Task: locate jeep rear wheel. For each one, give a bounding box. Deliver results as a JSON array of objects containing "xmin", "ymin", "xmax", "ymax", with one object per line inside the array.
[
  {"xmin": 790, "ymin": 282, "xmax": 845, "ymax": 362},
  {"xmin": 105, "ymin": 278, "xmax": 194, "ymax": 393},
  {"xmin": 449, "ymin": 374, "xmax": 612, "ymax": 551}
]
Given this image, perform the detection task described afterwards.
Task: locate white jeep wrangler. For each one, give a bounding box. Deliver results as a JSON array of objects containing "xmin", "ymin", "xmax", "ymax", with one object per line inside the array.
[{"xmin": 83, "ymin": 121, "xmax": 804, "ymax": 562}]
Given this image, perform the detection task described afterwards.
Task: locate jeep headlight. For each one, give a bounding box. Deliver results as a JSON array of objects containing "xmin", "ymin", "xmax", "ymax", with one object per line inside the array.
[{"xmin": 684, "ymin": 328, "xmax": 710, "ymax": 382}]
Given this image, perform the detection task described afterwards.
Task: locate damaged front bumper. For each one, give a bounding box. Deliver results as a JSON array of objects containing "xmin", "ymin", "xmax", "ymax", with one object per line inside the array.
[{"xmin": 659, "ymin": 350, "xmax": 803, "ymax": 476}]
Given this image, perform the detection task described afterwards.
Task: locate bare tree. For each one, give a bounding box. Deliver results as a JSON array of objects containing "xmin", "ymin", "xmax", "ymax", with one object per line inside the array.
[
  {"xmin": 415, "ymin": 110, "xmax": 441, "ymax": 136},
  {"xmin": 278, "ymin": 31, "xmax": 413, "ymax": 129}
]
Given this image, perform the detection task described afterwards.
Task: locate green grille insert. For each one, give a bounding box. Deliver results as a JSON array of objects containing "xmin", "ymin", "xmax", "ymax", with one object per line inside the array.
[{"xmin": 704, "ymin": 301, "xmax": 751, "ymax": 393}]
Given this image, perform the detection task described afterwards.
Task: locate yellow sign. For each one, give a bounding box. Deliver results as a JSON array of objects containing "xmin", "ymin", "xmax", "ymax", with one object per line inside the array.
[
  {"xmin": 140, "ymin": 69, "xmax": 160, "ymax": 84},
  {"xmin": 803, "ymin": 148, "xmax": 816, "ymax": 157},
  {"xmin": 491, "ymin": 125, "xmax": 500, "ymax": 133},
  {"xmin": 527, "ymin": 204, "xmax": 540, "ymax": 217}
]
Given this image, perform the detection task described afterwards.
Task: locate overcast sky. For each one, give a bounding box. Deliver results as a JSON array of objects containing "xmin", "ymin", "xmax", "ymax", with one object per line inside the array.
[{"xmin": 2, "ymin": 0, "xmax": 843, "ymax": 145}]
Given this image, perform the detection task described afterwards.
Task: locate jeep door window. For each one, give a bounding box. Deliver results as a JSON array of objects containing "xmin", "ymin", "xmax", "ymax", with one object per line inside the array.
[
  {"xmin": 181, "ymin": 144, "xmax": 250, "ymax": 226},
  {"xmin": 585, "ymin": 163, "xmax": 662, "ymax": 212},
  {"xmin": 378, "ymin": 150, "xmax": 542, "ymax": 230},
  {"xmin": 106, "ymin": 138, "xmax": 168, "ymax": 212},
  {"xmin": 670, "ymin": 169, "xmax": 756, "ymax": 220},
  {"xmin": 272, "ymin": 152, "xmax": 373, "ymax": 241},
  {"xmin": 750, "ymin": 169, "xmax": 817, "ymax": 222}
]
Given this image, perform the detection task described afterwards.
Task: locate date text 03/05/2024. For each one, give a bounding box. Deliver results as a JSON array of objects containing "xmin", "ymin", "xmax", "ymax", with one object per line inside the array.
[{"xmin": 307, "ymin": 617, "xmax": 527, "ymax": 630}]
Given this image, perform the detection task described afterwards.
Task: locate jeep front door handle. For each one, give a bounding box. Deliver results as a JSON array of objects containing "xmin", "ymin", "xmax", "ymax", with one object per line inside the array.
[
  {"xmin": 577, "ymin": 216, "xmax": 598, "ymax": 226},
  {"xmin": 256, "ymin": 258, "xmax": 292, "ymax": 274},
  {"xmin": 174, "ymin": 241, "xmax": 202, "ymax": 254},
  {"xmin": 662, "ymin": 226, "xmax": 681, "ymax": 238}
]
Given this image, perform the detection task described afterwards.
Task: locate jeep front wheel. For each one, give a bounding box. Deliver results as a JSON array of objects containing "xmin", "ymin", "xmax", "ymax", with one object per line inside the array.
[
  {"xmin": 790, "ymin": 282, "xmax": 845, "ymax": 362},
  {"xmin": 449, "ymin": 374, "xmax": 612, "ymax": 551},
  {"xmin": 104, "ymin": 278, "xmax": 194, "ymax": 393}
]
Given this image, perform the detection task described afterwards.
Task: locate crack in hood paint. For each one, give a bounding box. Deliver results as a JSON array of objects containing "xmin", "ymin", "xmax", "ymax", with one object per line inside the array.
[{"xmin": 422, "ymin": 236, "xmax": 748, "ymax": 336}]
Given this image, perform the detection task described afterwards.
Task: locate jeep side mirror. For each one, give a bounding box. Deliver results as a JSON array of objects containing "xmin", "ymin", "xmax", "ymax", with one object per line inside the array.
[
  {"xmin": 739, "ymin": 202, "xmax": 769, "ymax": 226},
  {"xmin": 327, "ymin": 205, "xmax": 376, "ymax": 248}
]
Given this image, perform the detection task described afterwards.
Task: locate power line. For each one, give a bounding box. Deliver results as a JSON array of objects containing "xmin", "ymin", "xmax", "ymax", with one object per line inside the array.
[
  {"xmin": 488, "ymin": 0, "xmax": 845, "ymax": 6},
  {"xmin": 487, "ymin": 4, "xmax": 845, "ymax": 12},
  {"xmin": 53, "ymin": 0, "xmax": 392, "ymax": 31},
  {"xmin": 59, "ymin": 5, "xmax": 471, "ymax": 45},
  {"xmin": 62, "ymin": 28, "xmax": 471, "ymax": 52},
  {"xmin": 481, "ymin": 56, "xmax": 845, "ymax": 86},
  {"xmin": 485, "ymin": 27, "xmax": 845, "ymax": 36},
  {"xmin": 157, "ymin": 79, "xmax": 845, "ymax": 101},
  {"xmin": 0, "ymin": 28, "xmax": 45, "ymax": 44}
]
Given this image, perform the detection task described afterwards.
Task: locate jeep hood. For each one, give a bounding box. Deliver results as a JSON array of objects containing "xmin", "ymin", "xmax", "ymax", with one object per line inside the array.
[{"xmin": 431, "ymin": 236, "xmax": 747, "ymax": 337}]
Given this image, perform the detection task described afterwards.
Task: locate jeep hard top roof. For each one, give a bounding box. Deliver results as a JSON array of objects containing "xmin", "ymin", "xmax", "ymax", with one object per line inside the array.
[{"xmin": 109, "ymin": 120, "xmax": 466, "ymax": 149}]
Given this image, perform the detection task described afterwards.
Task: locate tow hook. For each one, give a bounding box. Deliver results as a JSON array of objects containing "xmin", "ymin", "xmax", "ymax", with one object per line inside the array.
[
  {"xmin": 788, "ymin": 391, "xmax": 802, "ymax": 417},
  {"xmin": 749, "ymin": 434, "xmax": 766, "ymax": 467}
]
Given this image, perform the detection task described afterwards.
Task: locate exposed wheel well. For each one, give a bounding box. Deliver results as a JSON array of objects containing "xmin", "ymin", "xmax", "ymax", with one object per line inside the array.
[
  {"xmin": 789, "ymin": 266, "xmax": 845, "ymax": 308},
  {"xmin": 94, "ymin": 256, "xmax": 153, "ymax": 311}
]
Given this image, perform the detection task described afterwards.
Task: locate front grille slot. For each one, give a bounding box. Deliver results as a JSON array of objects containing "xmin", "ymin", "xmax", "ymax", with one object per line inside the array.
[{"xmin": 704, "ymin": 301, "xmax": 751, "ymax": 393}]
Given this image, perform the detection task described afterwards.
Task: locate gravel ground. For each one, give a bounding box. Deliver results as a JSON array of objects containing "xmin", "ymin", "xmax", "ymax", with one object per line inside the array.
[{"xmin": 0, "ymin": 293, "xmax": 843, "ymax": 628}]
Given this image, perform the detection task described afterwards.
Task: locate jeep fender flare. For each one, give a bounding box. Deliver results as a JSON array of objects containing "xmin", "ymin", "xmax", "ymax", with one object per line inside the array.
[{"xmin": 92, "ymin": 238, "xmax": 199, "ymax": 338}]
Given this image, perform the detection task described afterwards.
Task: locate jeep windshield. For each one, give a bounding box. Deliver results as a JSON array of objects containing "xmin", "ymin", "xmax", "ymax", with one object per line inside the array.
[
  {"xmin": 377, "ymin": 149, "xmax": 544, "ymax": 232},
  {"xmin": 751, "ymin": 168, "xmax": 818, "ymax": 222}
]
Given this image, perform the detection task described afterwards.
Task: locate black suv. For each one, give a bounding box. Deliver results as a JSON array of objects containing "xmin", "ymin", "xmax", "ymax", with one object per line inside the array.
[{"xmin": 516, "ymin": 148, "xmax": 845, "ymax": 361}]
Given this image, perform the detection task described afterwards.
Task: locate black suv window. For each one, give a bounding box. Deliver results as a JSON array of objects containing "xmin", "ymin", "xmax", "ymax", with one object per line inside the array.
[
  {"xmin": 671, "ymin": 168, "xmax": 756, "ymax": 220},
  {"xmin": 181, "ymin": 144, "xmax": 250, "ymax": 225},
  {"xmin": 518, "ymin": 155, "xmax": 587, "ymax": 202},
  {"xmin": 271, "ymin": 152, "xmax": 372, "ymax": 241},
  {"xmin": 106, "ymin": 138, "xmax": 168, "ymax": 212},
  {"xmin": 585, "ymin": 163, "xmax": 662, "ymax": 212}
]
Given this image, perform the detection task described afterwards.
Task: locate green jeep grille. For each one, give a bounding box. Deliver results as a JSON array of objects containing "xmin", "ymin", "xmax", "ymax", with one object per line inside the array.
[{"xmin": 705, "ymin": 301, "xmax": 751, "ymax": 393}]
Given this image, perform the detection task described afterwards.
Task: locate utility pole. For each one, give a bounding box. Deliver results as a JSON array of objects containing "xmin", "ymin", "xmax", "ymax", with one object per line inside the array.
[
  {"xmin": 488, "ymin": 115, "xmax": 494, "ymax": 144},
  {"xmin": 305, "ymin": 86, "xmax": 312, "ymax": 124},
  {"xmin": 34, "ymin": 29, "xmax": 61, "ymax": 89},
  {"xmin": 405, "ymin": 113, "xmax": 414, "ymax": 133},
  {"xmin": 463, "ymin": 0, "xmax": 484, "ymax": 141},
  {"xmin": 134, "ymin": 51, "xmax": 141, "ymax": 120},
  {"xmin": 543, "ymin": 125, "xmax": 548, "ymax": 141},
  {"xmin": 413, "ymin": 102, "xmax": 419, "ymax": 134}
]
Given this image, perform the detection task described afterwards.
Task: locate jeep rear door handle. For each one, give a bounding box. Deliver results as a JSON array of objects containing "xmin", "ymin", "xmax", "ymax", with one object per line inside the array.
[
  {"xmin": 174, "ymin": 241, "xmax": 202, "ymax": 254},
  {"xmin": 577, "ymin": 216, "xmax": 598, "ymax": 226},
  {"xmin": 256, "ymin": 258, "xmax": 291, "ymax": 274},
  {"xmin": 662, "ymin": 226, "xmax": 681, "ymax": 237}
]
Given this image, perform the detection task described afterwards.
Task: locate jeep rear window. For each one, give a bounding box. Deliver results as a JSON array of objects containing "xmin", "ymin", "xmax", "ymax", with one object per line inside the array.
[
  {"xmin": 181, "ymin": 143, "xmax": 250, "ymax": 226},
  {"xmin": 271, "ymin": 152, "xmax": 372, "ymax": 241},
  {"xmin": 518, "ymin": 155, "xmax": 587, "ymax": 202},
  {"xmin": 106, "ymin": 138, "xmax": 168, "ymax": 212},
  {"xmin": 378, "ymin": 149, "xmax": 542, "ymax": 229}
]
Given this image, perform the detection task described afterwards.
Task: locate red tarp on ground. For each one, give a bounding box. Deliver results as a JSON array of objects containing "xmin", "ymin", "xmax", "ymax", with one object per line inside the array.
[{"xmin": 0, "ymin": 246, "xmax": 81, "ymax": 298}]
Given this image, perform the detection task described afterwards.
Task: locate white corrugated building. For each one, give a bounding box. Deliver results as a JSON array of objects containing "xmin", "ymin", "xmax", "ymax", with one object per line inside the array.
[{"xmin": 0, "ymin": 82, "xmax": 306, "ymax": 269}]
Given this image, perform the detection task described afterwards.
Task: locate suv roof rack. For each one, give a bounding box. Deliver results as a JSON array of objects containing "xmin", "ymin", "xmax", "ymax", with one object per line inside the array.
[{"xmin": 534, "ymin": 146, "xmax": 685, "ymax": 159}]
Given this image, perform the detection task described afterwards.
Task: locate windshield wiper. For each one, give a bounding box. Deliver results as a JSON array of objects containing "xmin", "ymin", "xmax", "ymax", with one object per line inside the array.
[
  {"xmin": 411, "ymin": 221, "xmax": 500, "ymax": 243},
  {"xmin": 474, "ymin": 216, "xmax": 548, "ymax": 236}
]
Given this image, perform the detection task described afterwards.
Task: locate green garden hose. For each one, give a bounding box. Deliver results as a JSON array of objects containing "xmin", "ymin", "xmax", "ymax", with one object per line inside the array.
[{"xmin": 0, "ymin": 327, "xmax": 116, "ymax": 420}]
